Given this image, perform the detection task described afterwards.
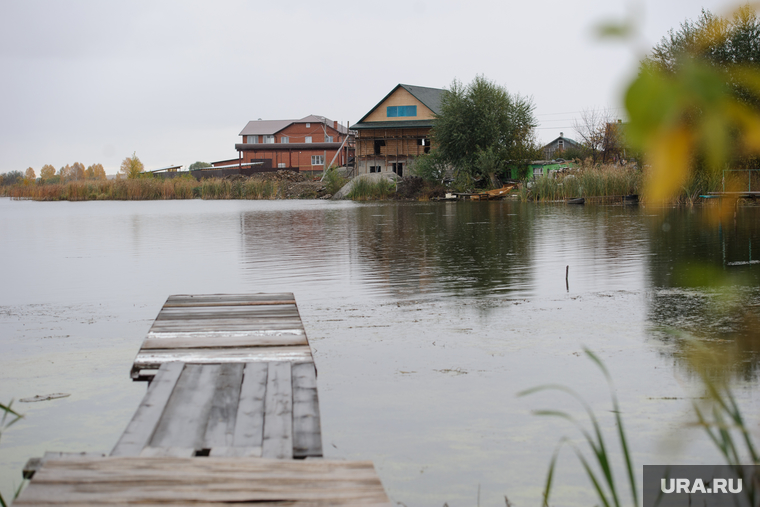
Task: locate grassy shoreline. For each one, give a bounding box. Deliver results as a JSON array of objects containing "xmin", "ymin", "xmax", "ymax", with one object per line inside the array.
[
  {"xmin": 0, "ymin": 177, "xmax": 286, "ymax": 201},
  {"xmin": 1, "ymin": 165, "xmax": 755, "ymax": 203}
]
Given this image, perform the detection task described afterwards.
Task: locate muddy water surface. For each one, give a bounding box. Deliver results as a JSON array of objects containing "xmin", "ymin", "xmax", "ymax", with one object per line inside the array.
[{"xmin": 1, "ymin": 198, "xmax": 760, "ymax": 506}]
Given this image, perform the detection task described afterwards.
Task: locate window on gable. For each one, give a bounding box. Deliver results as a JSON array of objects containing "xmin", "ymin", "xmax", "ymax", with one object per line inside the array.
[
  {"xmin": 305, "ymin": 136, "xmax": 312, "ymax": 143},
  {"xmin": 280, "ymin": 136, "xmax": 289, "ymax": 143},
  {"xmin": 387, "ymin": 105, "xmax": 417, "ymax": 118},
  {"xmin": 325, "ymin": 135, "xmax": 333, "ymax": 143}
]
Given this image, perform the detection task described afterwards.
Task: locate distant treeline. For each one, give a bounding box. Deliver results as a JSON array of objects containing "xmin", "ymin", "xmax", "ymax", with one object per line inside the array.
[{"xmin": 0, "ymin": 162, "xmax": 107, "ymax": 186}]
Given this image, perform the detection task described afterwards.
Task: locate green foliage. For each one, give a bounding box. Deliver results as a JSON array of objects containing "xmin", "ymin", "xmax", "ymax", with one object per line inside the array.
[
  {"xmin": 0, "ymin": 170, "xmax": 23, "ymax": 186},
  {"xmin": 623, "ymin": 6, "xmax": 760, "ymax": 203},
  {"xmin": 411, "ymin": 151, "xmax": 449, "ymax": 183},
  {"xmin": 323, "ymin": 167, "xmax": 348, "ymax": 195},
  {"xmin": 559, "ymin": 146, "xmax": 590, "ymax": 161},
  {"xmin": 525, "ymin": 165, "xmax": 641, "ymax": 201},
  {"xmin": 520, "ymin": 350, "xmax": 637, "ymax": 507},
  {"xmin": 347, "ymin": 177, "xmax": 396, "ymax": 200},
  {"xmin": 433, "ymin": 75, "xmax": 538, "ymax": 181},
  {"xmin": 644, "ymin": 7, "xmax": 760, "ymax": 82},
  {"xmin": 188, "ymin": 161, "xmax": 212, "ymax": 171}
]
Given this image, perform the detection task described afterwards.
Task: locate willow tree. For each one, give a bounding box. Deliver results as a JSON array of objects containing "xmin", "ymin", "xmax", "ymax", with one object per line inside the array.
[{"xmin": 433, "ymin": 75, "xmax": 538, "ymax": 185}]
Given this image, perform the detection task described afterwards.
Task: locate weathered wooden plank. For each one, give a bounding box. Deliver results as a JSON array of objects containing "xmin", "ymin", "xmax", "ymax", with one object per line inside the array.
[
  {"xmin": 15, "ymin": 457, "xmax": 392, "ymax": 505},
  {"xmin": 262, "ymin": 362, "xmax": 293, "ymax": 459},
  {"xmin": 164, "ymin": 300, "xmax": 298, "ymax": 308},
  {"xmin": 233, "ymin": 362, "xmax": 268, "ymax": 449},
  {"xmin": 149, "ymin": 364, "xmax": 220, "ymax": 450},
  {"xmin": 147, "ymin": 328, "xmax": 305, "ymax": 339},
  {"xmin": 141, "ymin": 334, "xmax": 308, "ymax": 350},
  {"xmin": 157, "ymin": 305, "xmax": 299, "ymax": 316},
  {"xmin": 111, "ymin": 362, "xmax": 184, "ymax": 456},
  {"xmin": 155, "ymin": 312, "xmax": 301, "ymax": 322},
  {"xmin": 23, "ymin": 452, "xmax": 108, "ymax": 480},
  {"xmin": 138, "ymin": 447, "xmax": 194, "ymax": 457},
  {"xmin": 202, "ymin": 363, "xmax": 244, "ymax": 449},
  {"xmin": 133, "ymin": 346, "xmax": 314, "ymax": 370},
  {"xmin": 165, "ymin": 293, "xmax": 295, "ymax": 305},
  {"xmin": 292, "ymin": 362, "xmax": 323, "ymax": 458},
  {"xmin": 148, "ymin": 319, "xmax": 305, "ymax": 331},
  {"xmin": 208, "ymin": 446, "xmax": 262, "ymax": 457}
]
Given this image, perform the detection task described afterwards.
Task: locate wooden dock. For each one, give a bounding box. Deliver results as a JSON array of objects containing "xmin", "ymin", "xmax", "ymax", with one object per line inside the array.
[
  {"xmin": 17, "ymin": 293, "xmax": 391, "ymax": 506},
  {"xmin": 131, "ymin": 293, "xmax": 314, "ymax": 381}
]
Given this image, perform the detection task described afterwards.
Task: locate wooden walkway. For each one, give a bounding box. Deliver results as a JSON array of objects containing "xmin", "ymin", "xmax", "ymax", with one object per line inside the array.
[
  {"xmin": 131, "ymin": 293, "xmax": 314, "ymax": 381},
  {"xmin": 113, "ymin": 361, "xmax": 321, "ymax": 459},
  {"xmin": 17, "ymin": 293, "xmax": 391, "ymax": 506}
]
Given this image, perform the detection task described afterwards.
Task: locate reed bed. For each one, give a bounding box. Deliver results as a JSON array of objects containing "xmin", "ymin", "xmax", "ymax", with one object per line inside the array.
[
  {"xmin": 1, "ymin": 178, "xmax": 283, "ymax": 201},
  {"xmin": 529, "ymin": 165, "xmax": 641, "ymax": 201},
  {"xmin": 346, "ymin": 178, "xmax": 396, "ymax": 201}
]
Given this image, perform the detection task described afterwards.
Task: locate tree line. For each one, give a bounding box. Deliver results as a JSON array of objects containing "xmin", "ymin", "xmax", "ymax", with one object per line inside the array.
[
  {"xmin": 0, "ymin": 162, "xmax": 107, "ymax": 186},
  {"xmin": 0, "ymin": 153, "xmax": 150, "ymax": 186}
]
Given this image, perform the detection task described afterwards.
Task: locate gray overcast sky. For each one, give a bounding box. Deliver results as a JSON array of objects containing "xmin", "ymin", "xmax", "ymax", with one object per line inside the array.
[{"xmin": 0, "ymin": 0, "xmax": 731, "ymax": 174}]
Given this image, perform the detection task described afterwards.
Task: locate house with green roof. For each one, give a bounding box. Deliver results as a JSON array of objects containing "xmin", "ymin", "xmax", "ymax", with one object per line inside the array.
[{"xmin": 350, "ymin": 84, "xmax": 445, "ymax": 177}]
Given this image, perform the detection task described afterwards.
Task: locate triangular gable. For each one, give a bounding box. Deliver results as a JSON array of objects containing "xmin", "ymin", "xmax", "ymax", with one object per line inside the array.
[{"xmin": 355, "ymin": 84, "xmax": 445, "ymax": 124}]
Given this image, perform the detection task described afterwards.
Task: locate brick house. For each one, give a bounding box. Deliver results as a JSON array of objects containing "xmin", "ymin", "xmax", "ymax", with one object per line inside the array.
[
  {"xmin": 234, "ymin": 115, "xmax": 354, "ymax": 174},
  {"xmin": 350, "ymin": 84, "xmax": 445, "ymax": 177}
]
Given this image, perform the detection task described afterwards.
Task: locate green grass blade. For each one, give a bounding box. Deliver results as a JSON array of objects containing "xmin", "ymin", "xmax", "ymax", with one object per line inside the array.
[{"xmin": 574, "ymin": 448, "xmax": 612, "ymax": 507}]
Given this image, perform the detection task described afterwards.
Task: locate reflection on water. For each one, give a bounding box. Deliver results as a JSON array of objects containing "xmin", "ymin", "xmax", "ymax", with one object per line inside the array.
[
  {"xmin": 2, "ymin": 198, "xmax": 760, "ymax": 506},
  {"xmin": 644, "ymin": 206, "xmax": 760, "ymax": 381}
]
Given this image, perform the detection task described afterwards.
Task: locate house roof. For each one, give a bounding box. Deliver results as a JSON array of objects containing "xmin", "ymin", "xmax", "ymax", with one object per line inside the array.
[
  {"xmin": 543, "ymin": 135, "xmax": 581, "ymax": 149},
  {"xmin": 239, "ymin": 115, "xmax": 349, "ymax": 137},
  {"xmin": 353, "ymin": 84, "xmax": 446, "ymax": 126},
  {"xmin": 239, "ymin": 120, "xmax": 294, "ymax": 136},
  {"xmin": 399, "ymin": 84, "xmax": 445, "ymax": 115}
]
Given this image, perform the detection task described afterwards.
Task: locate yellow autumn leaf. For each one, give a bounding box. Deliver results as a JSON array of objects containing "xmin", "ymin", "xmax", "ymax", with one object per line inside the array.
[{"xmin": 645, "ymin": 126, "xmax": 693, "ymax": 202}]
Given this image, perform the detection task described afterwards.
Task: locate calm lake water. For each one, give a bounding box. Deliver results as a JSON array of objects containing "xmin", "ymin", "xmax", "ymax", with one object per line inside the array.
[{"xmin": 1, "ymin": 197, "xmax": 760, "ymax": 506}]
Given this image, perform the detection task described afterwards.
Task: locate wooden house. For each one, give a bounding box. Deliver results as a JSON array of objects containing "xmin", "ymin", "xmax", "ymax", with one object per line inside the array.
[
  {"xmin": 350, "ymin": 84, "xmax": 445, "ymax": 177},
  {"xmin": 235, "ymin": 115, "xmax": 354, "ymax": 175},
  {"xmin": 543, "ymin": 132, "xmax": 582, "ymax": 160}
]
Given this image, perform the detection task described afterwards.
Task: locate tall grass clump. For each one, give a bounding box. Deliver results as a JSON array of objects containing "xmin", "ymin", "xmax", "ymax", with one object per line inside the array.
[
  {"xmin": 323, "ymin": 167, "xmax": 348, "ymax": 195},
  {"xmin": 347, "ymin": 177, "xmax": 396, "ymax": 200},
  {"xmin": 529, "ymin": 164, "xmax": 641, "ymax": 201}
]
